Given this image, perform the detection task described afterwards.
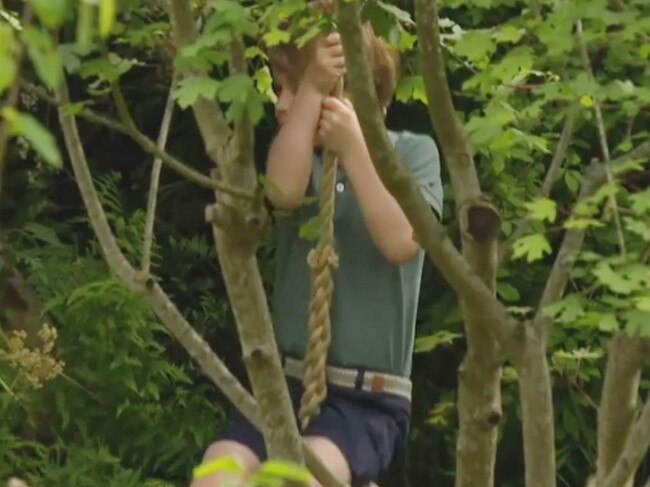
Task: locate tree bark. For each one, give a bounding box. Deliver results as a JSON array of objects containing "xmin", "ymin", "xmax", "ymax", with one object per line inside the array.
[
  {"xmin": 595, "ymin": 334, "xmax": 648, "ymax": 487},
  {"xmin": 335, "ymin": 1, "xmax": 518, "ymax": 347},
  {"xmin": 600, "ymin": 396, "xmax": 650, "ymax": 487},
  {"xmin": 413, "ymin": 1, "xmax": 502, "ymax": 485},
  {"xmin": 165, "ymin": 0, "xmax": 304, "ymax": 464},
  {"xmin": 514, "ymin": 332, "xmax": 556, "ymax": 487},
  {"xmin": 55, "ymin": 75, "xmax": 347, "ymax": 487}
]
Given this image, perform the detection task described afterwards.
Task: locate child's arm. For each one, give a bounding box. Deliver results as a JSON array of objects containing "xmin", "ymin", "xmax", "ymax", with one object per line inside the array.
[
  {"xmin": 265, "ymin": 34, "xmax": 346, "ymax": 210},
  {"xmin": 318, "ymin": 97, "xmax": 421, "ymax": 264}
]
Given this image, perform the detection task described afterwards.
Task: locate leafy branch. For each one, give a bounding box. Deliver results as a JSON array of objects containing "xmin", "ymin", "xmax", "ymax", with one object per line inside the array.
[
  {"xmin": 23, "ymin": 81, "xmax": 254, "ymax": 200},
  {"xmin": 534, "ymin": 139, "xmax": 650, "ymax": 338},
  {"xmin": 576, "ymin": 19, "xmax": 626, "ymax": 258},
  {"xmin": 55, "ymin": 71, "xmax": 348, "ymax": 487},
  {"xmin": 499, "ymin": 109, "xmax": 576, "ymax": 265}
]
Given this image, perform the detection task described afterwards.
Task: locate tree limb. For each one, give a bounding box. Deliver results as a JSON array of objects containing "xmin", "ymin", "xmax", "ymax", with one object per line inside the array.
[
  {"xmin": 336, "ymin": 0, "xmax": 517, "ymax": 350},
  {"xmin": 534, "ymin": 139, "xmax": 650, "ymax": 339},
  {"xmin": 165, "ymin": 0, "xmax": 306, "ymax": 467},
  {"xmin": 165, "ymin": 0, "xmax": 230, "ymax": 164},
  {"xmin": 414, "ymin": 1, "xmax": 504, "ymax": 484},
  {"xmin": 55, "ymin": 73, "xmax": 347, "ymax": 487},
  {"xmin": 576, "ymin": 19, "xmax": 626, "ymax": 258},
  {"xmin": 141, "ymin": 74, "xmax": 177, "ymax": 275},
  {"xmin": 499, "ymin": 109, "xmax": 576, "ymax": 265},
  {"xmin": 600, "ymin": 395, "xmax": 650, "ymax": 487},
  {"xmin": 595, "ymin": 334, "xmax": 647, "ymax": 487},
  {"xmin": 23, "ymin": 81, "xmax": 254, "ymax": 200}
]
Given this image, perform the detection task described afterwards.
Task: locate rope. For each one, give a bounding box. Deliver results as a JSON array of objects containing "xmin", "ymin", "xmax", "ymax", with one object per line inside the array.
[{"xmin": 299, "ymin": 77, "xmax": 344, "ymax": 431}]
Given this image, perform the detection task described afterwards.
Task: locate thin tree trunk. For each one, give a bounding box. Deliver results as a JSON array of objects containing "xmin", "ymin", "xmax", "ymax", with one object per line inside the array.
[
  {"xmin": 414, "ymin": 1, "xmax": 502, "ymax": 484},
  {"xmin": 514, "ymin": 334, "xmax": 556, "ymax": 487},
  {"xmin": 600, "ymin": 397, "xmax": 650, "ymax": 487},
  {"xmin": 596, "ymin": 334, "xmax": 648, "ymax": 487},
  {"xmin": 165, "ymin": 0, "xmax": 304, "ymax": 464}
]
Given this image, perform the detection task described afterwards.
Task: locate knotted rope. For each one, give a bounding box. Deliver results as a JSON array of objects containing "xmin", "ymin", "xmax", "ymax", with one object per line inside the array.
[{"xmin": 299, "ymin": 77, "xmax": 344, "ymax": 431}]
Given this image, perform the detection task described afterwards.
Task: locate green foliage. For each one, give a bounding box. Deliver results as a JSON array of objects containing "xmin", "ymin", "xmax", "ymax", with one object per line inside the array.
[{"xmin": 1, "ymin": 108, "xmax": 62, "ymax": 169}]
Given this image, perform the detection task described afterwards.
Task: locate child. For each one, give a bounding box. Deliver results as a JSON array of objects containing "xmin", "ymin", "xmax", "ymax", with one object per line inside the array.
[{"xmin": 192, "ymin": 23, "xmax": 443, "ymax": 487}]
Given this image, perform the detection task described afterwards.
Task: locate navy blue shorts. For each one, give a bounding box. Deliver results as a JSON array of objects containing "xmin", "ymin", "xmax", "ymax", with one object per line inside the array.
[{"xmin": 216, "ymin": 375, "xmax": 411, "ymax": 486}]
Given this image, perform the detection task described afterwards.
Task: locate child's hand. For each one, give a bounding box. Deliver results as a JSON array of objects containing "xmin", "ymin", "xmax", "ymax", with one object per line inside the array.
[
  {"xmin": 317, "ymin": 97, "xmax": 363, "ymax": 158},
  {"xmin": 303, "ymin": 33, "xmax": 346, "ymax": 95}
]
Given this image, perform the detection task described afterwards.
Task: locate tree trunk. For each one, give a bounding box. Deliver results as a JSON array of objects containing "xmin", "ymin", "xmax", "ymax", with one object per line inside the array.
[
  {"xmin": 596, "ymin": 334, "xmax": 647, "ymax": 487},
  {"xmin": 515, "ymin": 332, "xmax": 556, "ymax": 487},
  {"xmin": 165, "ymin": 0, "xmax": 305, "ymax": 464},
  {"xmin": 413, "ymin": 2, "xmax": 503, "ymax": 485}
]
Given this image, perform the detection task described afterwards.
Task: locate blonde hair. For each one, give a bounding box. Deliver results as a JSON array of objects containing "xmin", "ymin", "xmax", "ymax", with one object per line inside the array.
[{"xmin": 267, "ymin": 23, "xmax": 400, "ymax": 108}]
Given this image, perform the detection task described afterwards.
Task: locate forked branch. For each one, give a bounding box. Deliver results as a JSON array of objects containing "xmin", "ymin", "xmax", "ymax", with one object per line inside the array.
[{"xmin": 55, "ymin": 73, "xmax": 347, "ymax": 487}]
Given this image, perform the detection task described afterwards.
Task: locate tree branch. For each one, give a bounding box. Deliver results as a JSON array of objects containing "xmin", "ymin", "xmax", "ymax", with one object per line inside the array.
[
  {"xmin": 55, "ymin": 73, "xmax": 346, "ymax": 487},
  {"xmin": 165, "ymin": 0, "xmax": 231, "ymax": 164},
  {"xmin": 229, "ymin": 39, "xmax": 254, "ymax": 174},
  {"xmin": 336, "ymin": 0, "xmax": 517, "ymax": 350},
  {"xmin": 0, "ymin": 5, "xmax": 32, "ymax": 198},
  {"xmin": 576, "ymin": 19, "xmax": 626, "ymax": 258},
  {"xmin": 414, "ymin": 1, "xmax": 504, "ymax": 484},
  {"xmin": 165, "ymin": 0, "xmax": 307, "ymax": 467},
  {"xmin": 141, "ymin": 74, "xmax": 177, "ymax": 275},
  {"xmin": 499, "ymin": 109, "xmax": 576, "ymax": 265},
  {"xmin": 600, "ymin": 395, "xmax": 650, "ymax": 487},
  {"xmin": 596, "ymin": 333, "xmax": 648, "ymax": 487},
  {"xmin": 23, "ymin": 81, "xmax": 254, "ymax": 200},
  {"xmin": 534, "ymin": 139, "xmax": 650, "ymax": 338}
]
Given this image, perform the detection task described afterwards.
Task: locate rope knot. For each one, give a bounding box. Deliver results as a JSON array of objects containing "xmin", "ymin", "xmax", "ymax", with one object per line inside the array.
[{"xmin": 307, "ymin": 244, "xmax": 339, "ymax": 270}]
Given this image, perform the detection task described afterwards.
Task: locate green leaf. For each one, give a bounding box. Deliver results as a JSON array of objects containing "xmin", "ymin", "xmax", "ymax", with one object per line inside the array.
[
  {"xmin": 173, "ymin": 76, "xmax": 220, "ymax": 109},
  {"xmin": 592, "ymin": 263, "xmax": 638, "ymax": 295},
  {"xmin": 253, "ymin": 65, "xmax": 277, "ymax": 103},
  {"xmin": 58, "ymin": 44, "xmax": 82, "ymax": 74},
  {"xmin": 598, "ymin": 313, "xmax": 619, "ymax": 332},
  {"xmin": 24, "ymin": 222, "xmax": 64, "ymax": 246},
  {"xmin": 525, "ymin": 198, "xmax": 557, "ymax": 223},
  {"xmin": 373, "ymin": 0, "xmax": 414, "ymax": 25},
  {"xmin": 563, "ymin": 217, "xmax": 604, "ymax": 230},
  {"xmin": 193, "ymin": 456, "xmax": 243, "ymax": 478},
  {"xmin": 77, "ymin": 0, "xmax": 96, "ymax": 53},
  {"xmin": 580, "ymin": 95, "xmax": 594, "ymax": 107},
  {"xmin": 624, "ymin": 309, "xmax": 650, "ymax": 336},
  {"xmin": 512, "ymin": 233, "xmax": 552, "ymax": 262},
  {"xmin": 414, "ymin": 331, "xmax": 462, "ymax": 353},
  {"xmin": 497, "ymin": 282, "xmax": 520, "ymax": 302},
  {"xmin": 257, "ymin": 460, "xmax": 310, "ymax": 483},
  {"xmin": 2, "ymin": 108, "xmax": 62, "ymax": 168},
  {"xmin": 99, "ymin": 0, "xmax": 117, "ymax": 38},
  {"xmin": 30, "ymin": 0, "xmax": 69, "ymax": 28},
  {"xmin": 454, "ymin": 30, "xmax": 495, "ymax": 63},
  {"xmin": 395, "ymin": 76, "xmax": 427, "ymax": 105},
  {"xmin": 22, "ymin": 27, "xmax": 62, "ymax": 89},
  {"xmin": 542, "ymin": 294, "xmax": 584, "ymax": 324},
  {"xmin": 299, "ymin": 215, "xmax": 321, "ymax": 242},
  {"xmin": 79, "ymin": 54, "xmax": 138, "ymax": 82},
  {"xmin": 262, "ymin": 28, "xmax": 290, "ymax": 47},
  {"xmin": 495, "ymin": 25, "xmax": 523, "ymax": 43},
  {"xmin": 629, "ymin": 188, "xmax": 650, "ymax": 214},
  {"xmin": 491, "ymin": 47, "xmax": 533, "ymax": 81},
  {"xmin": 0, "ymin": 52, "xmax": 17, "ymax": 95},
  {"xmin": 217, "ymin": 74, "xmax": 265, "ymax": 123},
  {"xmin": 636, "ymin": 296, "xmax": 650, "ymax": 312}
]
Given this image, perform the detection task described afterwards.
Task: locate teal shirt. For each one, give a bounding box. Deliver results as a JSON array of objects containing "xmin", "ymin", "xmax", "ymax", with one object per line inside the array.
[{"xmin": 271, "ymin": 130, "xmax": 443, "ymax": 377}]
